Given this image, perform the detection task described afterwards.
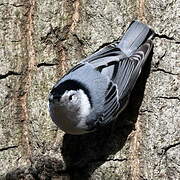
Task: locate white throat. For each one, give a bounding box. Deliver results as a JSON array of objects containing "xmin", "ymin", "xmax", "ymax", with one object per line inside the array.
[
  {"xmin": 49, "ymin": 89, "xmax": 91, "ymax": 134},
  {"xmin": 78, "ymin": 90, "xmax": 91, "ymax": 117}
]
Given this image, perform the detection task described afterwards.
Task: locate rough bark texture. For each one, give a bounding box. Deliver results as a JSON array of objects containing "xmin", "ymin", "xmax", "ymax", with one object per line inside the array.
[{"xmin": 0, "ymin": 0, "xmax": 179, "ymax": 179}]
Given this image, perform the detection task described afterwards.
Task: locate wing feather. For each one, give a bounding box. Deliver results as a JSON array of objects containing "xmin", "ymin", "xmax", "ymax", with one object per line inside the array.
[
  {"xmin": 120, "ymin": 40, "xmax": 153, "ymax": 97},
  {"xmin": 70, "ymin": 40, "xmax": 153, "ymax": 127},
  {"xmin": 98, "ymin": 40, "xmax": 153, "ymax": 126},
  {"xmin": 82, "ymin": 43, "xmax": 126, "ymax": 72}
]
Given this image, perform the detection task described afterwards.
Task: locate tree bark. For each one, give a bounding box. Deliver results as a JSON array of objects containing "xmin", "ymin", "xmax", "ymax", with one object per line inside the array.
[{"xmin": 0, "ymin": 0, "xmax": 179, "ymax": 179}]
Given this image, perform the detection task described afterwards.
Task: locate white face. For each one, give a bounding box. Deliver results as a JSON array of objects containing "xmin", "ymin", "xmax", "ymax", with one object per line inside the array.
[
  {"xmin": 49, "ymin": 89, "xmax": 91, "ymax": 134},
  {"xmin": 60, "ymin": 90, "xmax": 81, "ymax": 111}
]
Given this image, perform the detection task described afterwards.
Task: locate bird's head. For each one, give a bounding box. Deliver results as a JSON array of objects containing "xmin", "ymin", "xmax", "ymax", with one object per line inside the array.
[
  {"xmin": 49, "ymin": 89, "xmax": 89, "ymax": 112},
  {"xmin": 48, "ymin": 80, "xmax": 92, "ymax": 134}
]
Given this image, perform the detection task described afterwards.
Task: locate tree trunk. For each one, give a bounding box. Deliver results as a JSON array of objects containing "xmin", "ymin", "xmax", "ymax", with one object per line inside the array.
[{"xmin": 0, "ymin": 0, "xmax": 179, "ymax": 179}]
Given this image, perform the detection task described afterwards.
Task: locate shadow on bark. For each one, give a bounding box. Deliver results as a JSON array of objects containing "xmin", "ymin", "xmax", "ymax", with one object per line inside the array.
[{"xmin": 61, "ymin": 51, "xmax": 154, "ymax": 179}]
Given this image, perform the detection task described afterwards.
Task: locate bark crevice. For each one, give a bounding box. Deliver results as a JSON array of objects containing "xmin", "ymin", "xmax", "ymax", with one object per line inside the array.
[
  {"xmin": 0, "ymin": 71, "xmax": 21, "ymax": 80},
  {"xmin": 156, "ymin": 96, "xmax": 180, "ymax": 102},
  {"xmin": 155, "ymin": 33, "xmax": 179, "ymax": 43},
  {"xmin": 162, "ymin": 142, "xmax": 180, "ymax": 154},
  {"xmin": 36, "ymin": 63, "xmax": 58, "ymax": 68},
  {"xmin": 151, "ymin": 68, "xmax": 179, "ymax": 76},
  {"xmin": 0, "ymin": 145, "xmax": 18, "ymax": 152}
]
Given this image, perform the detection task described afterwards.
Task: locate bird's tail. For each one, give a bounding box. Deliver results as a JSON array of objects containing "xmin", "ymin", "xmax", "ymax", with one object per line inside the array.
[{"xmin": 117, "ymin": 20, "xmax": 154, "ymax": 56}]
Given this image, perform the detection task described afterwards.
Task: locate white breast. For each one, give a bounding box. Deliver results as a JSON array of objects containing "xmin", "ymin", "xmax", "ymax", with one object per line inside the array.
[{"xmin": 48, "ymin": 89, "xmax": 91, "ymax": 134}]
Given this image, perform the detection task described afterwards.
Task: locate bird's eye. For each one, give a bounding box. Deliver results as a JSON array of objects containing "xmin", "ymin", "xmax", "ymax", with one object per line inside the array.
[{"xmin": 69, "ymin": 94, "xmax": 74, "ymax": 101}]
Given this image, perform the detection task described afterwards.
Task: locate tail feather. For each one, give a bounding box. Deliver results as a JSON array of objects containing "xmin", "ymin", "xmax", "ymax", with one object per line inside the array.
[{"xmin": 117, "ymin": 20, "xmax": 154, "ymax": 56}]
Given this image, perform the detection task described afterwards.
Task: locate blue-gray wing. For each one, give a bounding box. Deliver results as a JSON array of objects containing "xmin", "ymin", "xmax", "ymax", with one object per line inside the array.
[
  {"xmin": 82, "ymin": 42, "xmax": 126, "ymax": 66},
  {"xmin": 68, "ymin": 42, "xmax": 127, "ymax": 78},
  {"xmin": 68, "ymin": 40, "xmax": 153, "ymax": 127},
  {"xmin": 117, "ymin": 40, "xmax": 153, "ymax": 98},
  {"xmin": 98, "ymin": 40, "xmax": 153, "ymax": 125}
]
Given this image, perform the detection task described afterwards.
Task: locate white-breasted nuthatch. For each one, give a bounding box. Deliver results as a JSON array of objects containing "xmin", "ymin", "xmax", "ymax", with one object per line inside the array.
[{"xmin": 48, "ymin": 20, "xmax": 154, "ymax": 135}]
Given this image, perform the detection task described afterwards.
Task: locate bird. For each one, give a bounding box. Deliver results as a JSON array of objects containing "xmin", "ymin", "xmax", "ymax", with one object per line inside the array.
[{"xmin": 48, "ymin": 20, "xmax": 154, "ymax": 135}]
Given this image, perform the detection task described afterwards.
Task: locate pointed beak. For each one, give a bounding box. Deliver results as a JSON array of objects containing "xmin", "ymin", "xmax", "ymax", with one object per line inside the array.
[
  {"xmin": 48, "ymin": 94, "xmax": 54, "ymax": 102},
  {"xmin": 48, "ymin": 93, "xmax": 61, "ymax": 103}
]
